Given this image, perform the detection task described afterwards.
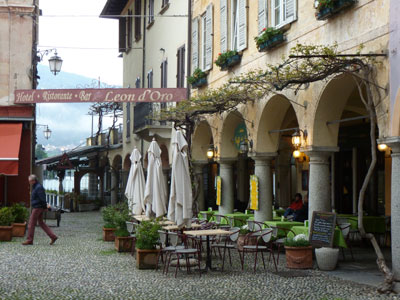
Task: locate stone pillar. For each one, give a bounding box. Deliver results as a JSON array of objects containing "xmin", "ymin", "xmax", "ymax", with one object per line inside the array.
[
  {"xmin": 88, "ymin": 173, "xmax": 98, "ymax": 200},
  {"xmin": 218, "ymin": 160, "xmax": 235, "ymax": 215},
  {"xmin": 306, "ymin": 151, "xmax": 332, "ymax": 222},
  {"xmin": 385, "ymin": 137, "xmax": 400, "ymax": 293},
  {"xmin": 253, "ymin": 157, "xmax": 274, "ymax": 222},
  {"xmin": 111, "ymin": 170, "xmax": 118, "ymax": 205},
  {"xmin": 193, "ymin": 163, "xmax": 206, "ymax": 212}
]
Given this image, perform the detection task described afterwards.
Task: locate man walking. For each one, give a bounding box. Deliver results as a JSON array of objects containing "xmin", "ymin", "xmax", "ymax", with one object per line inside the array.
[{"xmin": 22, "ymin": 174, "xmax": 58, "ymax": 245}]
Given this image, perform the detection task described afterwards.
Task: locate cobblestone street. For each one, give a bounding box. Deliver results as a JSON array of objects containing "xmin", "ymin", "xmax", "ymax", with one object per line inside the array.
[{"xmin": 0, "ymin": 212, "xmax": 399, "ymax": 300}]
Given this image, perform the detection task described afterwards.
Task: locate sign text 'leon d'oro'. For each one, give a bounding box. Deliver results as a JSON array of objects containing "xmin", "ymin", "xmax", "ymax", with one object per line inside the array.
[{"xmin": 14, "ymin": 88, "xmax": 187, "ymax": 104}]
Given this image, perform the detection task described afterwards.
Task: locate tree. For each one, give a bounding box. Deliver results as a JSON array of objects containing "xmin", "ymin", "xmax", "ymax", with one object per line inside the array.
[
  {"xmin": 35, "ymin": 144, "xmax": 48, "ymax": 160},
  {"xmin": 156, "ymin": 43, "xmax": 395, "ymax": 292}
]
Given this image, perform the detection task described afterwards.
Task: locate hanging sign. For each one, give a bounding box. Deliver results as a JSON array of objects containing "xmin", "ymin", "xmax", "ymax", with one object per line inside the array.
[
  {"xmin": 249, "ymin": 175, "xmax": 259, "ymax": 210},
  {"xmin": 14, "ymin": 88, "xmax": 186, "ymax": 104},
  {"xmin": 216, "ymin": 176, "xmax": 222, "ymax": 206},
  {"xmin": 233, "ymin": 123, "xmax": 248, "ymax": 150}
]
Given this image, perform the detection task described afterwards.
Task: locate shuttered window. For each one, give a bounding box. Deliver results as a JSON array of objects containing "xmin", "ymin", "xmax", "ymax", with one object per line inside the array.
[
  {"xmin": 220, "ymin": 0, "xmax": 228, "ymax": 53},
  {"xmin": 127, "ymin": 9, "xmax": 132, "ymax": 50},
  {"xmin": 161, "ymin": 60, "xmax": 168, "ymax": 88},
  {"xmin": 192, "ymin": 18, "xmax": 199, "ymax": 69},
  {"xmin": 135, "ymin": 77, "xmax": 141, "ymax": 88},
  {"xmin": 126, "ymin": 103, "xmax": 131, "ymax": 138},
  {"xmin": 204, "ymin": 4, "xmax": 213, "ymax": 71},
  {"xmin": 148, "ymin": 0, "xmax": 155, "ymax": 24},
  {"xmin": 119, "ymin": 17, "xmax": 127, "ymax": 52},
  {"xmin": 258, "ymin": 0, "xmax": 267, "ymax": 35},
  {"xmin": 271, "ymin": 0, "xmax": 297, "ymax": 28},
  {"xmin": 177, "ymin": 45, "xmax": 185, "ymax": 88},
  {"xmin": 134, "ymin": 0, "xmax": 141, "ymax": 41},
  {"xmin": 231, "ymin": 0, "xmax": 247, "ymax": 51},
  {"xmin": 147, "ymin": 70, "xmax": 153, "ymax": 88}
]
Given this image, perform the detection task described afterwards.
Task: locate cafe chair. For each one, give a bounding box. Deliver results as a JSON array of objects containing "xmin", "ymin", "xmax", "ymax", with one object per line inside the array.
[
  {"xmin": 338, "ymin": 223, "xmax": 354, "ymax": 261},
  {"xmin": 270, "ymin": 226, "xmax": 295, "ymax": 264},
  {"xmin": 227, "ymin": 216, "xmax": 246, "ymax": 227},
  {"xmin": 214, "ymin": 214, "xmax": 231, "ymax": 229},
  {"xmin": 210, "ymin": 227, "xmax": 240, "ymax": 270},
  {"xmin": 164, "ymin": 233, "xmax": 202, "ymax": 278},
  {"xmin": 156, "ymin": 231, "xmax": 185, "ymax": 274},
  {"xmin": 238, "ymin": 228, "xmax": 277, "ymax": 273},
  {"xmin": 247, "ymin": 220, "xmax": 264, "ymax": 231}
]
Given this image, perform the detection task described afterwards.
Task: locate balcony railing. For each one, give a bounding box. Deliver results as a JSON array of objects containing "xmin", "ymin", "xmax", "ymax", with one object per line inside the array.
[{"xmin": 134, "ymin": 102, "xmax": 152, "ymax": 131}]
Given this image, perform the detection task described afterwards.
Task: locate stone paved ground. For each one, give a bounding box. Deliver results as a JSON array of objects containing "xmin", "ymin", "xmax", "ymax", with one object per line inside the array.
[{"xmin": 0, "ymin": 211, "xmax": 399, "ymax": 300}]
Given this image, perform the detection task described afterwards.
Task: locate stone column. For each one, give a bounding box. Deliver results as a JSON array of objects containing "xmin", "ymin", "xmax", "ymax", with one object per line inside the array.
[
  {"xmin": 218, "ymin": 160, "xmax": 235, "ymax": 215},
  {"xmin": 111, "ymin": 170, "xmax": 118, "ymax": 205},
  {"xmin": 253, "ymin": 156, "xmax": 274, "ymax": 222},
  {"xmin": 305, "ymin": 151, "xmax": 333, "ymax": 222},
  {"xmin": 193, "ymin": 163, "xmax": 206, "ymax": 212},
  {"xmin": 88, "ymin": 172, "xmax": 98, "ymax": 200},
  {"xmin": 385, "ymin": 137, "xmax": 400, "ymax": 293}
]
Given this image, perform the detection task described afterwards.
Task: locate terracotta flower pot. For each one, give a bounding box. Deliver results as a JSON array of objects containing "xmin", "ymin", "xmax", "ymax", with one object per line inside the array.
[
  {"xmin": 285, "ymin": 246, "xmax": 313, "ymax": 269},
  {"xmin": 103, "ymin": 227, "xmax": 116, "ymax": 242},
  {"xmin": 135, "ymin": 249, "xmax": 160, "ymax": 269},
  {"xmin": 12, "ymin": 222, "xmax": 27, "ymax": 237},
  {"xmin": 115, "ymin": 236, "xmax": 135, "ymax": 252},
  {"xmin": 0, "ymin": 225, "xmax": 13, "ymax": 241}
]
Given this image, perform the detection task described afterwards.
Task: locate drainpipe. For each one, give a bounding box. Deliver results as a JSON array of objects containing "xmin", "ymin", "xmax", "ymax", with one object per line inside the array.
[
  {"xmin": 142, "ymin": 0, "xmax": 146, "ymax": 88},
  {"xmin": 186, "ymin": 0, "xmax": 192, "ymax": 100}
]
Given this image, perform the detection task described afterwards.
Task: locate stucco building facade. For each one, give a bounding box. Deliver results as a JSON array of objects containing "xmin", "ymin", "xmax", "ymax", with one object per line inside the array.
[{"xmin": 0, "ymin": 0, "xmax": 38, "ymax": 207}]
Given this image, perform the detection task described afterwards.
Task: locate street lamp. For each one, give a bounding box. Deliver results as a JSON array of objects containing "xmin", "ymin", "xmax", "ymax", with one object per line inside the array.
[
  {"xmin": 291, "ymin": 128, "xmax": 308, "ymax": 149},
  {"xmin": 37, "ymin": 124, "xmax": 52, "ymax": 140},
  {"xmin": 239, "ymin": 139, "xmax": 253, "ymax": 155},
  {"xmin": 37, "ymin": 48, "xmax": 63, "ymax": 76},
  {"xmin": 206, "ymin": 145, "xmax": 217, "ymax": 160}
]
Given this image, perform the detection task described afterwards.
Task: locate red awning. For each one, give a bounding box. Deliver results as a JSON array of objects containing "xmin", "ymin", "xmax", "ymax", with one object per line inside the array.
[{"xmin": 0, "ymin": 123, "xmax": 23, "ymax": 176}]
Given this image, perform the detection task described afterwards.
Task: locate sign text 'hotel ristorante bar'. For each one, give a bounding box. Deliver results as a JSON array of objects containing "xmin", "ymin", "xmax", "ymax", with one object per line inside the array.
[{"xmin": 14, "ymin": 88, "xmax": 186, "ymax": 103}]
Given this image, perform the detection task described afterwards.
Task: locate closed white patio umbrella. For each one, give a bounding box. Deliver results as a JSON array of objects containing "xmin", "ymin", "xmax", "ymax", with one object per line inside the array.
[
  {"xmin": 168, "ymin": 130, "xmax": 192, "ymax": 228},
  {"xmin": 125, "ymin": 148, "xmax": 146, "ymax": 215},
  {"xmin": 144, "ymin": 138, "xmax": 167, "ymax": 218}
]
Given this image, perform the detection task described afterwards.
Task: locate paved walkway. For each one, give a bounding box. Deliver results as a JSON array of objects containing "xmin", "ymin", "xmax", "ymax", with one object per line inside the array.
[{"xmin": 0, "ymin": 211, "xmax": 398, "ymax": 300}]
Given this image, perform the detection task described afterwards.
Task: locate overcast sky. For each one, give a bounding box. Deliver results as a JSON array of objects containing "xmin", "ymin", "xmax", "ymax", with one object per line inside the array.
[{"xmin": 36, "ymin": 0, "xmax": 123, "ymax": 151}]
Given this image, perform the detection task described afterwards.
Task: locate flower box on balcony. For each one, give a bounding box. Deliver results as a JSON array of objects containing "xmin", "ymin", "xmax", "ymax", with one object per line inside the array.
[
  {"xmin": 215, "ymin": 50, "xmax": 242, "ymax": 71},
  {"xmin": 255, "ymin": 28, "xmax": 284, "ymax": 52},
  {"xmin": 188, "ymin": 68, "xmax": 208, "ymax": 89},
  {"xmin": 315, "ymin": 0, "xmax": 356, "ymax": 21},
  {"xmin": 257, "ymin": 34, "xmax": 285, "ymax": 52}
]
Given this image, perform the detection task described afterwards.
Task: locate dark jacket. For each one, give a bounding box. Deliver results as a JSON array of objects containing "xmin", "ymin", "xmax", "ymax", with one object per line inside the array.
[
  {"xmin": 31, "ymin": 182, "xmax": 47, "ymax": 209},
  {"xmin": 293, "ymin": 203, "xmax": 309, "ymax": 222}
]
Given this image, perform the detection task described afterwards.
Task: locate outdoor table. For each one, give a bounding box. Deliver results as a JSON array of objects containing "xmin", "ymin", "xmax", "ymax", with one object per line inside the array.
[
  {"xmin": 133, "ymin": 215, "xmax": 150, "ymax": 222},
  {"xmin": 274, "ymin": 209, "xmax": 286, "ymax": 217},
  {"xmin": 198, "ymin": 210, "xmax": 218, "ymax": 221},
  {"xmin": 158, "ymin": 220, "xmax": 176, "ymax": 226},
  {"xmin": 264, "ymin": 221, "xmax": 303, "ymax": 237},
  {"xmin": 248, "ymin": 216, "xmax": 282, "ymax": 222},
  {"xmin": 163, "ymin": 223, "xmax": 202, "ymax": 231},
  {"xmin": 184, "ymin": 229, "xmax": 231, "ymax": 271},
  {"xmin": 345, "ymin": 216, "xmax": 386, "ymax": 234},
  {"xmin": 288, "ymin": 225, "xmax": 347, "ymax": 248}
]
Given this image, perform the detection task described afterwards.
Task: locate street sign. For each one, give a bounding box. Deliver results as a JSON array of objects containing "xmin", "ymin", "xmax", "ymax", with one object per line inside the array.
[{"xmin": 14, "ymin": 88, "xmax": 187, "ymax": 104}]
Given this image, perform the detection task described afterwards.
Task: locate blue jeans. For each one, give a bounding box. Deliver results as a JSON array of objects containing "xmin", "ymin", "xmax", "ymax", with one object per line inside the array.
[{"xmin": 283, "ymin": 208, "xmax": 294, "ymax": 217}]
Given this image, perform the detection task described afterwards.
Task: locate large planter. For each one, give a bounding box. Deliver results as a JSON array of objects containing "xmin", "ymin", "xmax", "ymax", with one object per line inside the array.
[
  {"xmin": 0, "ymin": 226, "xmax": 13, "ymax": 241},
  {"xmin": 285, "ymin": 246, "xmax": 313, "ymax": 269},
  {"xmin": 191, "ymin": 77, "xmax": 207, "ymax": 88},
  {"xmin": 103, "ymin": 227, "xmax": 116, "ymax": 242},
  {"xmin": 220, "ymin": 54, "xmax": 242, "ymax": 71},
  {"xmin": 115, "ymin": 236, "xmax": 135, "ymax": 253},
  {"xmin": 257, "ymin": 34, "xmax": 285, "ymax": 52},
  {"xmin": 136, "ymin": 249, "xmax": 160, "ymax": 269},
  {"xmin": 237, "ymin": 234, "xmax": 258, "ymax": 251},
  {"xmin": 316, "ymin": 0, "xmax": 356, "ymax": 20},
  {"xmin": 12, "ymin": 222, "xmax": 27, "ymax": 237},
  {"xmin": 315, "ymin": 247, "xmax": 339, "ymax": 271}
]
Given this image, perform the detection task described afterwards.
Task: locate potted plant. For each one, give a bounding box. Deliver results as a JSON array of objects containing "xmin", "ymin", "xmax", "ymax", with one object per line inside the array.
[
  {"xmin": 113, "ymin": 204, "xmax": 135, "ymax": 253},
  {"xmin": 11, "ymin": 203, "xmax": 29, "ymax": 237},
  {"xmin": 214, "ymin": 50, "xmax": 242, "ymax": 71},
  {"xmin": 135, "ymin": 220, "xmax": 162, "ymax": 269},
  {"xmin": 314, "ymin": 0, "xmax": 356, "ymax": 21},
  {"xmin": 284, "ymin": 234, "xmax": 313, "ymax": 269},
  {"xmin": 101, "ymin": 205, "xmax": 117, "ymax": 242},
  {"xmin": 0, "ymin": 207, "xmax": 15, "ymax": 241},
  {"xmin": 188, "ymin": 68, "xmax": 207, "ymax": 88},
  {"xmin": 254, "ymin": 27, "xmax": 284, "ymax": 52}
]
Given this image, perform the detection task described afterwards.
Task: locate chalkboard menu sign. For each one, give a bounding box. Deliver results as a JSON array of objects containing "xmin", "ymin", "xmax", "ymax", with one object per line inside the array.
[{"xmin": 309, "ymin": 211, "xmax": 337, "ymax": 248}]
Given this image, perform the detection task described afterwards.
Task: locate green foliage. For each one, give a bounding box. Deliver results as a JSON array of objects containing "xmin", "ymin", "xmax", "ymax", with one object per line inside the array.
[
  {"xmin": 135, "ymin": 220, "xmax": 162, "ymax": 250},
  {"xmin": 11, "ymin": 203, "xmax": 29, "ymax": 223},
  {"xmin": 315, "ymin": 0, "xmax": 335, "ymax": 11},
  {"xmin": 214, "ymin": 50, "xmax": 239, "ymax": 68},
  {"xmin": 101, "ymin": 202, "xmax": 130, "ymax": 233},
  {"xmin": 101, "ymin": 205, "xmax": 118, "ymax": 228},
  {"xmin": 284, "ymin": 237, "xmax": 311, "ymax": 247},
  {"xmin": 35, "ymin": 144, "xmax": 48, "ymax": 160},
  {"xmin": 254, "ymin": 27, "xmax": 282, "ymax": 48},
  {"xmin": 115, "ymin": 228, "xmax": 130, "ymax": 237},
  {"xmin": 0, "ymin": 207, "xmax": 15, "ymax": 226},
  {"xmin": 187, "ymin": 68, "xmax": 207, "ymax": 85}
]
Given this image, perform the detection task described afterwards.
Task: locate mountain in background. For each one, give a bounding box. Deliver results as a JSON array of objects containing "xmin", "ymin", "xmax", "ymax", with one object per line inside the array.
[{"xmin": 36, "ymin": 64, "xmax": 120, "ymax": 155}]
